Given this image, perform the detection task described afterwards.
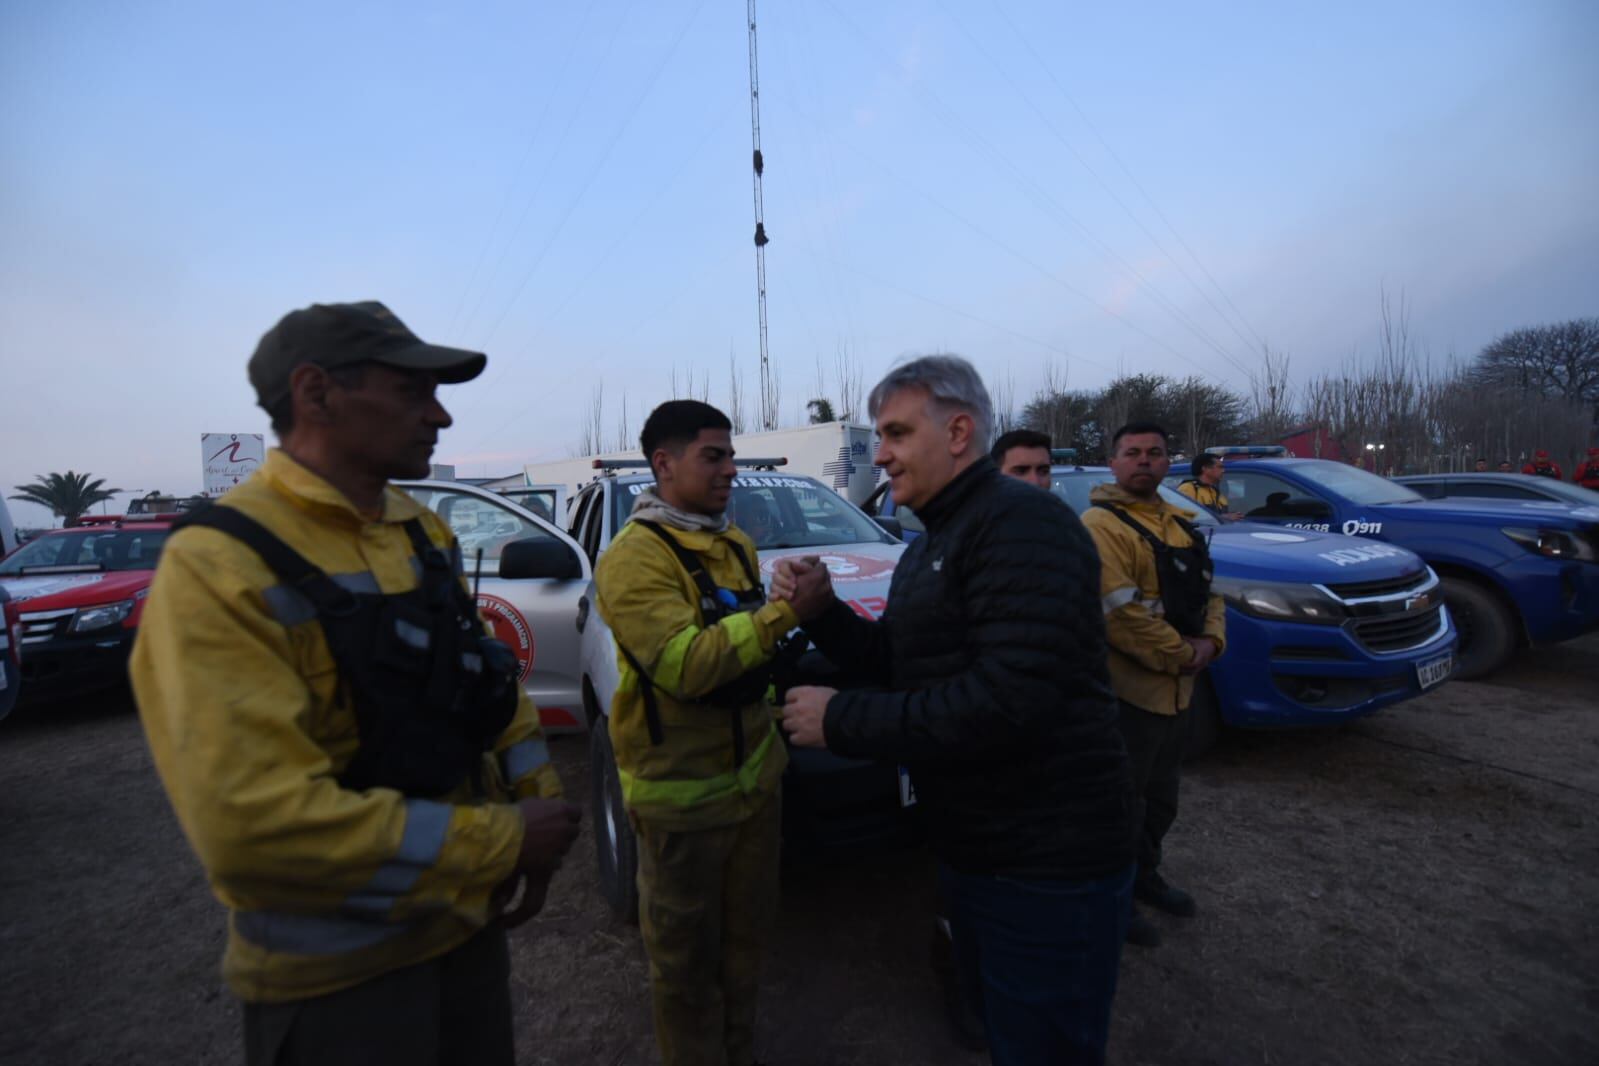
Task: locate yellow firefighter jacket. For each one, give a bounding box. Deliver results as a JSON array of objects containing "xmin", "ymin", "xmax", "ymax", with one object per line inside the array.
[
  {"xmin": 595, "ymin": 517, "xmax": 797, "ymax": 832},
  {"xmin": 1177, "ymin": 479, "xmax": 1228, "ymax": 512},
  {"xmin": 1080, "ymin": 482, "xmax": 1227, "ymax": 715},
  {"xmin": 130, "ymin": 449, "xmax": 561, "ymax": 1003}
]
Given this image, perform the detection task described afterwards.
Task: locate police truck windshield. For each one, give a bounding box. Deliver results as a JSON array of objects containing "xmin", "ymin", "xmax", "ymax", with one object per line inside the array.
[
  {"xmin": 616, "ymin": 475, "xmax": 895, "ymax": 549},
  {"xmin": 1297, "ymin": 463, "xmax": 1425, "ymax": 505},
  {"xmin": 1050, "ymin": 472, "xmax": 1220, "ymax": 527}
]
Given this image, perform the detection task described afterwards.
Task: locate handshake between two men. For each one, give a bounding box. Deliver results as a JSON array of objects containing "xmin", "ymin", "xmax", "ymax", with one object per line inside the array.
[{"xmin": 768, "ymin": 556, "xmax": 838, "ymax": 750}]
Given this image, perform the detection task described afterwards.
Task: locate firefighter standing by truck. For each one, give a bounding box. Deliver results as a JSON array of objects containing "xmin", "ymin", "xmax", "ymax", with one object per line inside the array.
[
  {"xmin": 594, "ymin": 400, "xmax": 800, "ymax": 1066},
  {"xmin": 1082, "ymin": 422, "xmax": 1226, "ymax": 950},
  {"xmin": 131, "ymin": 302, "xmax": 580, "ymax": 1066},
  {"xmin": 1177, "ymin": 452, "xmax": 1232, "ymax": 515}
]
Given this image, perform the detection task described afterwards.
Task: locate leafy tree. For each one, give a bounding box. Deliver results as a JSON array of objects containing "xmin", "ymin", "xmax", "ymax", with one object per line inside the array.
[{"xmin": 9, "ymin": 471, "xmax": 122, "ymax": 525}]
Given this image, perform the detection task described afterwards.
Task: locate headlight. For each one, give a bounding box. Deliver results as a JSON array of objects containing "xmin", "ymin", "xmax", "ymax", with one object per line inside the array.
[
  {"xmin": 1501, "ymin": 527, "xmax": 1597, "ymax": 562},
  {"xmin": 71, "ymin": 599, "xmax": 136, "ymax": 633},
  {"xmin": 1211, "ymin": 576, "xmax": 1344, "ymax": 624}
]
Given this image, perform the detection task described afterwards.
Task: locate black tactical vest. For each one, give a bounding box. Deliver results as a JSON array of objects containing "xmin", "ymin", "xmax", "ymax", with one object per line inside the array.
[
  {"xmin": 1092, "ymin": 502, "xmax": 1215, "ymax": 637},
  {"xmin": 615, "ymin": 520, "xmax": 802, "ymax": 766},
  {"xmin": 179, "ymin": 506, "xmax": 520, "ymax": 797}
]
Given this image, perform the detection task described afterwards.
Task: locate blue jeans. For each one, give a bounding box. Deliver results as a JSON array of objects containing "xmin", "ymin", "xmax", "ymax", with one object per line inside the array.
[{"xmin": 939, "ymin": 862, "xmax": 1134, "ymax": 1066}]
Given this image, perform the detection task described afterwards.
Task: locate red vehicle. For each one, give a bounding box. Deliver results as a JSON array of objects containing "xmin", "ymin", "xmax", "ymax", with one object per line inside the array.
[{"xmin": 0, "ymin": 514, "xmax": 179, "ymax": 698}]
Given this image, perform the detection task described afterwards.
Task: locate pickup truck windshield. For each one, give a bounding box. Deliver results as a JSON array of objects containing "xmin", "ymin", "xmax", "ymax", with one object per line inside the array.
[
  {"xmin": 0, "ymin": 529, "xmax": 169, "ymax": 575},
  {"xmin": 1298, "ymin": 463, "xmax": 1424, "ymax": 505},
  {"xmin": 1051, "ymin": 472, "xmax": 1220, "ymax": 527},
  {"xmin": 615, "ymin": 475, "xmax": 894, "ymax": 549}
]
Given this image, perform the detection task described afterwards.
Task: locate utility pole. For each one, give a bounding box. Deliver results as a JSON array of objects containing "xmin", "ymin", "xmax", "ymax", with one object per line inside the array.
[{"xmin": 747, "ymin": 0, "xmax": 774, "ymax": 429}]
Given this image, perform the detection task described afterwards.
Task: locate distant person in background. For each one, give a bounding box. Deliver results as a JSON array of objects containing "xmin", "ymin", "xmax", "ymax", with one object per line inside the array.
[
  {"xmin": 1473, "ymin": 458, "xmax": 1488, "ymax": 472},
  {"xmin": 1522, "ymin": 450, "xmax": 1563, "ymax": 479},
  {"xmin": 990, "ymin": 428, "xmax": 1054, "ymax": 489},
  {"xmin": 1497, "ymin": 460, "xmax": 1514, "ymax": 473},
  {"xmin": 1573, "ymin": 448, "xmax": 1599, "ymax": 491},
  {"xmin": 1177, "ymin": 454, "xmax": 1238, "ymax": 518}
]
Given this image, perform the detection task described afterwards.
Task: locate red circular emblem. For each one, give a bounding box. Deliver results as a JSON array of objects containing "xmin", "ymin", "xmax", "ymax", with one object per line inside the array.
[
  {"xmin": 477, "ymin": 594, "xmax": 534, "ymax": 682},
  {"xmin": 760, "ymin": 551, "xmax": 897, "ymax": 585}
]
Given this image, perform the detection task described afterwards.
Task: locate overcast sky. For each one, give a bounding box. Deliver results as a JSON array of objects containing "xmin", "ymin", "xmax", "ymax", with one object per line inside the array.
[{"xmin": 3, "ymin": 0, "xmax": 1596, "ymax": 527}]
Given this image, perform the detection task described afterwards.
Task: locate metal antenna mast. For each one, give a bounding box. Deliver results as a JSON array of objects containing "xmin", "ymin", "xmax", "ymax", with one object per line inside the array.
[{"xmin": 747, "ymin": 0, "xmax": 774, "ymax": 429}]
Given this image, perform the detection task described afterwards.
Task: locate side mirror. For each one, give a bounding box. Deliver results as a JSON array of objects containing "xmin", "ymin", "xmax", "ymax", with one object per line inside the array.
[
  {"xmin": 499, "ymin": 538, "xmax": 583, "ymax": 580},
  {"xmin": 873, "ymin": 515, "xmax": 904, "ymax": 540}
]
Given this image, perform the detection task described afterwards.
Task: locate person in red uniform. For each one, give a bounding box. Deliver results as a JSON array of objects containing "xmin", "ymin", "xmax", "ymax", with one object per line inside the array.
[
  {"xmin": 1574, "ymin": 448, "xmax": 1599, "ymax": 491},
  {"xmin": 1522, "ymin": 450, "xmax": 1564, "ymax": 479}
]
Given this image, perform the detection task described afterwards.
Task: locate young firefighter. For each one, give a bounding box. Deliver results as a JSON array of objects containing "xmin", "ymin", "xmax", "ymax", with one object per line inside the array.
[{"xmin": 594, "ymin": 400, "xmax": 798, "ymax": 1066}]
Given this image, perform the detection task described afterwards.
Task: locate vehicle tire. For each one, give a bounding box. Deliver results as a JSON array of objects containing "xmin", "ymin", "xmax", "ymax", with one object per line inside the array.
[
  {"xmin": 1182, "ymin": 676, "xmax": 1221, "ymax": 762},
  {"xmin": 1440, "ymin": 576, "xmax": 1516, "ymax": 680},
  {"xmin": 589, "ymin": 721, "xmax": 639, "ymax": 923}
]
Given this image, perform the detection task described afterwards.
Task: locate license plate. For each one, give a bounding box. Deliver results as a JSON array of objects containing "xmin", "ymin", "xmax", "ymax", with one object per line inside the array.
[
  {"xmin": 898, "ymin": 766, "xmax": 917, "ymax": 807},
  {"xmin": 1416, "ymin": 653, "xmax": 1452, "ymax": 690}
]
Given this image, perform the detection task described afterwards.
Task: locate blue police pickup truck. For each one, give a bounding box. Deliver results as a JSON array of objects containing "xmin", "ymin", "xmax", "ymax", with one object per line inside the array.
[
  {"xmin": 1221, "ymin": 458, "xmax": 1599, "ymax": 679},
  {"xmin": 865, "ymin": 467, "xmax": 1458, "ymax": 756}
]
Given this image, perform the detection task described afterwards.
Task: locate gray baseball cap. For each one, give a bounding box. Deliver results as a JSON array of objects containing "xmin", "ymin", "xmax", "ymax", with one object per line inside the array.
[{"xmin": 248, "ymin": 301, "xmax": 487, "ymax": 409}]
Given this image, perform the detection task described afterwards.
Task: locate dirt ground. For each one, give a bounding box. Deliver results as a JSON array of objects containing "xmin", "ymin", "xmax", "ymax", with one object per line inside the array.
[{"xmin": 2, "ymin": 637, "xmax": 1596, "ymax": 1066}]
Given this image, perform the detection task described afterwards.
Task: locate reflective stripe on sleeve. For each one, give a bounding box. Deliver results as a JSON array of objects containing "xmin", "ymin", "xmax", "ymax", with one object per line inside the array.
[
  {"xmin": 1102, "ymin": 586, "xmax": 1140, "ymax": 614},
  {"xmin": 233, "ymin": 910, "xmax": 415, "ymax": 955},
  {"xmin": 652, "ymin": 625, "xmax": 701, "ymax": 696},
  {"xmin": 501, "ymin": 736, "xmax": 551, "ymax": 783},
  {"xmin": 722, "ymin": 610, "xmax": 765, "ymax": 670},
  {"xmin": 341, "ymin": 799, "xmax": 451, "ymax": 917}
]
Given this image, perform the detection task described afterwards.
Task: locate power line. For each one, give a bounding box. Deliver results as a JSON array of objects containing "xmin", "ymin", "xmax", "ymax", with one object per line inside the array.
[
  {"xmin": 784, "ymin": 14, "xmax": 1239, "ymax": 386},
  {"xmin": 818, "ymin": 0, "xmax": 1254, "ymax": 381},
  {"xmin": 788, "ymin": 242, "xmax": 1110, "ymax": 373},
  {"xmin": 457, "ymin": 0, "xmax": 638, "ymax": 340},
  {"xmin": 450, "ymin": 104, "xmax": 737, "ymax": 453},
  {"xmin": 937, "ymin": 0, "xmax": 1259, "ymax": 375},
  {"xmin": 443, "ymin": 1, "xmax": 600, "ymax": 338},
  {"xmin": 992, "ymin": 0, "xmax": 1271, "ymax": 357},
  {"xmin": 472, "ymin": 0, "xmax": 710, "ymax": 352}
]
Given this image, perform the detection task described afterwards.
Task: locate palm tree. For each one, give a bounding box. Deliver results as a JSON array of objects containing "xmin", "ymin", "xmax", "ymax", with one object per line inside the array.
[{"xmin": 10, "ymin": 471, "xmax": 123, "ymax": 526}]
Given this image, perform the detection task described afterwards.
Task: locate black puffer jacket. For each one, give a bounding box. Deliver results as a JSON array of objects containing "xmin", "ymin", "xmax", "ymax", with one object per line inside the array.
[{"xmin": 809, "ymin": 458, "xmax": 1133, "ymax": 880}]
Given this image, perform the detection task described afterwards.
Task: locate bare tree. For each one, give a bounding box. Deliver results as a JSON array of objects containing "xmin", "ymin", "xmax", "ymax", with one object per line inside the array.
[
  {"xmin": 727, "ymin": 347, "xmax": 748, "ymax": 434},
  {"xmin": 1247, "ymin": 345, "xmax": 1296, "ymax": 443},
  {"xmin": 574, "ymin": 383, "xmax": 604, "ymax": 456},
  {"xmin": 833, "ymin": 341, "xmax": 865, "ymax": 423},
  {"xmin": 608, "ymin": 388, "xmax": 632, "ymax": 454},
  {"xmin": 990, "ymin": 367, "xmax": 1017, "ymax": 436}
]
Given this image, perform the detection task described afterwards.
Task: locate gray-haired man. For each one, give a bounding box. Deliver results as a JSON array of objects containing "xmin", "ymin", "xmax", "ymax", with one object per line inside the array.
[{"xmin": 773, "ymin": 355, "xmax": 1135, "ymax": 1065}]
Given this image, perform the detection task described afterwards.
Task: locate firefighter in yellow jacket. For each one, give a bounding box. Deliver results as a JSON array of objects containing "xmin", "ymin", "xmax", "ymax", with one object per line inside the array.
[
  {"xmin": 131, "ymin": 302, "xmax": 580, "ymax": 1066},
  {"xmin": 1177, "ymin": 452, "xmax": 1231, "ymax": 514},
  {"xmin": 1082, "ymin": 422, "xmax": 1225, "ymax": 950},
  {"xmin": 595, "ymin": 400, "xmax": 799, "ymax": 1066}
]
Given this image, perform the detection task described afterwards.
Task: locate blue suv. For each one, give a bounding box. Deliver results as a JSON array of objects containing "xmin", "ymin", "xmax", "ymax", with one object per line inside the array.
[
  {"xmin": 1221, "ymin": 458, "xmax": 1599, "ymax": 678},
  {"xmin": 866, "ymin": 467, "xmax": 1458, "ymax": 755}
]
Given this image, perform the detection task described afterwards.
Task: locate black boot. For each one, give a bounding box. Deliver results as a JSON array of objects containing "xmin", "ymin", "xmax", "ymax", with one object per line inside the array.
[
  {"xmin": 1125, "ymin": 906, "xmax": 1162, "ymax": 947},
  {"xmin": 1135, "ymin": 870, "xmax": 1197, "ymax": 918}
]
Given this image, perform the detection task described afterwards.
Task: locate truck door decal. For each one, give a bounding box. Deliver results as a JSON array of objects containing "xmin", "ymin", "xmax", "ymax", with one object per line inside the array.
[
  {"xmin": 1342, "ymin": 519, "xmax": 1383, "ymax": 535},
  {"xmin": 477, "ymin": 594, "xmax": 535, "ymax": 682}
]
